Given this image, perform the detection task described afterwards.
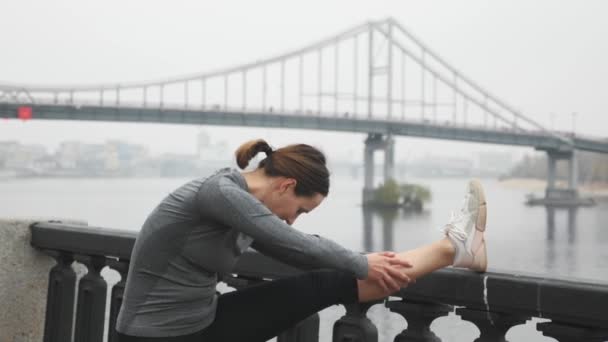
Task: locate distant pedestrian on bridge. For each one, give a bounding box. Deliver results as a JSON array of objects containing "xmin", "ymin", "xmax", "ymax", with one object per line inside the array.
[{"xmin": 115, "ymin": 139, "xmax": 488, "ymax": 342}]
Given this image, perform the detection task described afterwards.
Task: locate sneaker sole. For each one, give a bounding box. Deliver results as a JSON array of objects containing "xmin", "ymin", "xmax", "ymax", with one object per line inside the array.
[
  {"xmin": 469, "ymin": 179, "xmax": 487, "ymax": 272},
  {"xmin": 470, "ymin": 179, "xmax": 487, "ymax": 232},
  {"xmin": 471, "ymin": 240, "xmax": 487, "ymax": 272}
]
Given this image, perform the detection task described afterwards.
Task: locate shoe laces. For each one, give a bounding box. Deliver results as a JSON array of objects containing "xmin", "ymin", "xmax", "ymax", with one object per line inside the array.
[{"xmin": 442, "ymin": 209, "xmax": 468, "ymax": 241}]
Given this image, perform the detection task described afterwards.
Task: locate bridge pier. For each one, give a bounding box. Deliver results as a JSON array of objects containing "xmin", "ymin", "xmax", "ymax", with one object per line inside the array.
[
  {"xmin": 545, "ymin": 149, "xmax": 578, "ymax": 204},
  {"xmin": 363, "ymin": 133, "xmax": 395, "ymax": 205},
  {"xmin": 528, "ymin": 149, "xmax": 593, "ymax": 207},
  {"xmin": 546, "ymin": 149, "xmax": 578, "ymax": 195}
]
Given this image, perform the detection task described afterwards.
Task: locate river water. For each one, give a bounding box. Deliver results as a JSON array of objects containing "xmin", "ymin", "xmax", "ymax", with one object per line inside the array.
[{"xmin": 1, "ymin": 175, "xmax": 606, "ymax": 341}]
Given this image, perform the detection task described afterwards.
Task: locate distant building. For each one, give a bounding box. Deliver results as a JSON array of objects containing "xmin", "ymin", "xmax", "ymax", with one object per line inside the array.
[
  {"xmin": 0, "ymin": 141, "xmax": 19, "ymax": 169},
  {"xmin": 197, "ymin": 130, "xmax": 211, "ymax": 160},
  {"xmin": 51, "ymin": 140, "xmax": 148, "ymax": 176},
  {"xmin": 76, "ymin": 144, "xmax": 106, "ymax": 175},
  {"xmin": 196, "ymin": 130, "xmax": 230, "ymax": 162},
  {"xmin": 31, "ymin": 156, "xmax": 59, "ymax": 171},
  {"xmin": 0, "ymin": 141, "xmax": 47, "ymax": 170},
  {"xmin": 105, "ymin": 140, "xmax": 148, "ymax": 173},
  {"xmin": 56, "ymin": 141, "xmax": 83, "ymax": 170}
]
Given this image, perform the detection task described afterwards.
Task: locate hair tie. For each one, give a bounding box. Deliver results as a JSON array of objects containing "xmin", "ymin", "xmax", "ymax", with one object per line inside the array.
[{"xmin": 264, "ymin": 146, "xmax": 274, "ymax": 156}]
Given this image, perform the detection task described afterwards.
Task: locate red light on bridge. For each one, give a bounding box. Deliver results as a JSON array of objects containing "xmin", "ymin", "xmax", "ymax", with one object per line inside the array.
[{"xmin": 17, "ymin": 106, "xmax": 33, "ymax": 121}]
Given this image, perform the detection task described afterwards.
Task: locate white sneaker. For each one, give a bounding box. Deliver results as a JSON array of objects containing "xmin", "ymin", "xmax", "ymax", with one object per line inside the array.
[{"xmin": 443, "ymin": 179, "xmax": 487, "ymax": 272}]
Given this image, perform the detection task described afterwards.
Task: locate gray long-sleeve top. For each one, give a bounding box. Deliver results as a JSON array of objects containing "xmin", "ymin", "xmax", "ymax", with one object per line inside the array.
[{"xmin": 116, "ymin": 168, "xmax": 369, "ymax": 337}]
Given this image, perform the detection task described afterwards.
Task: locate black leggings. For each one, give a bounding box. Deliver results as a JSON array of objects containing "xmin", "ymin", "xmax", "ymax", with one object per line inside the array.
[{"xmin": 116, "ymin": 270, "xmax": 359, "ymax": 342}]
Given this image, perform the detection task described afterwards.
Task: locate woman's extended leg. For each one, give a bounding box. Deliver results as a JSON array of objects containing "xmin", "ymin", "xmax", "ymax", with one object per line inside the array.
[
  {"xmin": 357, "ymin": 238, "xmax": 455, "ymax": 302},
  {"xmin": 205, "ymin": 236, "xmax": 461, "ymax": 340},
  {"xmin": 358, "ymin": 179, "xmax": 488, "ymax": 302}
]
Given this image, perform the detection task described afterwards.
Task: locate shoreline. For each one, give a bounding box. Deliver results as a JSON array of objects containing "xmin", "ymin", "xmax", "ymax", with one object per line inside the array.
[{"xmin": 499, "ymin": 177, "xmax": 608, "ymax": 200}]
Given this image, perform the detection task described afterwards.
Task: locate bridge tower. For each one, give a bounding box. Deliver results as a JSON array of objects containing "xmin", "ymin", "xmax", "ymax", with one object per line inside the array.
[{"xmin": 362, "ymin": 133, "xmax": 395, "ymax": 205}]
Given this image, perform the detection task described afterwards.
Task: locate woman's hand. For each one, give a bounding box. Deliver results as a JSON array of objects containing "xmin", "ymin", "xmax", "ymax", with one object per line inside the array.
[{"xmin": 365, "ymin": 252, "xmax": 413, "ymax": 294}]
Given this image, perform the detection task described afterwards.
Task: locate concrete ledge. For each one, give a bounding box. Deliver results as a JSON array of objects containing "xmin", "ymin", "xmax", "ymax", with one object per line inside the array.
[{"xmin": 0, "ymin": 218, "xmax": 85, "ymax": 342}]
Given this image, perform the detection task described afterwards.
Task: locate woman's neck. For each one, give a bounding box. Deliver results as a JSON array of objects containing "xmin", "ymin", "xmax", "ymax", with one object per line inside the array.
[{"xmin": 242, "ymin": 169, "xmax": 273, "ymax": 203}]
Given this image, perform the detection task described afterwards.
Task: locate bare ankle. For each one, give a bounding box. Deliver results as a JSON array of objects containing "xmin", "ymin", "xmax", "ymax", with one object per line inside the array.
[{"xmin": 440, "ymin": 238, "xmax": 456, "ymax": 261}]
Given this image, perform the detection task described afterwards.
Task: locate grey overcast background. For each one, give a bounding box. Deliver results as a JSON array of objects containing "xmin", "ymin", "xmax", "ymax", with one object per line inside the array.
[{"xmin": 1, "ymin": 0, "xmax": 607, "ymax": 161}]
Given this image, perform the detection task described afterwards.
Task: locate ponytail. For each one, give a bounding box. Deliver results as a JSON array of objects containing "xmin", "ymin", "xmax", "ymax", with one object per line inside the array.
[
  {"xmin": 235, "ymin": 139, "xmax": 273, "ymax": 169},
  {"xmin": 234, "ymin": 139, "xmax": 330, "ymax": 196}
]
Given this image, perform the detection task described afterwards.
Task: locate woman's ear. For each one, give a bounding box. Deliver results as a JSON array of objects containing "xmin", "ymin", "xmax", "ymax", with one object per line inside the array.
[{"xmin": 279, "ymin": 178, "xmax": 297, "ymax": 194}]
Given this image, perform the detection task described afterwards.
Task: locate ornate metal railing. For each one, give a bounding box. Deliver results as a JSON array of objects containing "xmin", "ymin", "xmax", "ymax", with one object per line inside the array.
[{"xmin": 30, "ymin": 221, "xmax": 608, "ymax": 342}]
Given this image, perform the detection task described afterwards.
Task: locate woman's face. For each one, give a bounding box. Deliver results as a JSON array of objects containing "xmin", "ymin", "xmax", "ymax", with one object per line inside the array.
[{"xmin": 265, "ymin": 178, "xmax": 325, "ymax": 225}]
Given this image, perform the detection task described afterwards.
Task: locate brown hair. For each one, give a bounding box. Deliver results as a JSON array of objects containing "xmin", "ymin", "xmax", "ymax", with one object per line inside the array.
[{"xmin": 235, "ymin": 139, "xmax": 330, "ymax": 197}]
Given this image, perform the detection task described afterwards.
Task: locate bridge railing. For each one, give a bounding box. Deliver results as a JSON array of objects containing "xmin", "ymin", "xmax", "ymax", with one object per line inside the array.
[
  {"xmin": 1, "ymin": 99, "xmax": 557, "ymax": 138},
  {"xmin": 30, "ymin": 221, "xmax": 608, "ymax": 342}
]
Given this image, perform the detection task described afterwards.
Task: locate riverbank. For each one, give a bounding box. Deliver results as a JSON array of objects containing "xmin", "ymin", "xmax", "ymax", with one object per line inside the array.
[{"xmin": 499, "ymin": 177, "xmax": 608, "ymax": 201}]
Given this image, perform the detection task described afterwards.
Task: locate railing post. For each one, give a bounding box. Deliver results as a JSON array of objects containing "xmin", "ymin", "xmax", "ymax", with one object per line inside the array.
[
  {"xmin": 536, "ymin": 321, "xmax": 608, "ymax": 342},
  {"xmin": 386, "ymin": 299, "xmax": 452, "ymax": 342},
  {"xmin": 108, "ymin": 259, "xmax": 129, "ymax": 342},
  {"xmin": 73, "ymin": 255, "xmax": 107, "ymax": 342},
  {"xmin": 43, "ymin": 251, "xmax": 77, "ymax": 342},
  {"xmin": 332, "ymin": 301, "xmax": 379, "ymax": 342},
  {"xmin": 277, "ymin": 313, "xmax": 320, "ymax": 342},
  {"xmin": 456, "ymin": 308, "xmax": 529, "ymax": 342}
]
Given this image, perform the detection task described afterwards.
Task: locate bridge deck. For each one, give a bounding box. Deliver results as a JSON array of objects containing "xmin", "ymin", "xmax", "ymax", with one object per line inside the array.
[{"xmin": 2, "ymin": 103, "xmax": 608, "ymax": 153}]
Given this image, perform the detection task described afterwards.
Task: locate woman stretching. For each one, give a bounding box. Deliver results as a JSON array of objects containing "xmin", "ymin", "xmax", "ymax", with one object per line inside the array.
[{"xmin": 116, "ymin": 139, "xmax": 487, "ymax": 342}]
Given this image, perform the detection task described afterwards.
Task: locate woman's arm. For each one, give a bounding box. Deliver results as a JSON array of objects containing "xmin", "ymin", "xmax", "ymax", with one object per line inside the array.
[
  {"xmin": 198, "ymin": 176, "xmax": 369, "ymax": 279},
  {"xmin": 249, "ymin": 235, "xmax": 358, "ymax": 271}
]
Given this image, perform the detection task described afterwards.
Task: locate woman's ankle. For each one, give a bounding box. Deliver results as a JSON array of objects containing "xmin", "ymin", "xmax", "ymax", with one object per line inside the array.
[{"xmin": 440, "ymin": 237, "xmax": 457, "ymax": 262}]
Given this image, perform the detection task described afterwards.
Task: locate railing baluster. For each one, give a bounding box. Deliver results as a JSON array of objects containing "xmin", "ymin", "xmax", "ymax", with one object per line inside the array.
[
  {"xmin": 332, "ymin": 301, "xmax": 379, "ymax": 342},
  {"xmin": 537, "ymin": 321, "xmax": 608, "ymax": 342},
  {"xmin": 107, "ymin": 259, "xmax": 129, "ymax": 342},
  {"xmin": 387, "ymin": 299, "xmax": 452, "ymax": 342},
  {"xmin": 456, "ymin": 307, "xmax": 529, "ymax": 342},
  {"xmin": 43, "ymin": 251, "xmax": 77, "ymax": 342},
  {"xmin": 73, "ymin": 255, "xmax": 107, "ymax": 342}
]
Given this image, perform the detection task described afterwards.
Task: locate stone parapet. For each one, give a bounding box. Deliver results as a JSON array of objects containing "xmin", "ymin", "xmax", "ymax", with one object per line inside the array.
[{"xmin": 0, "ymin": 218, "xmax": 85, "ymax": 342}]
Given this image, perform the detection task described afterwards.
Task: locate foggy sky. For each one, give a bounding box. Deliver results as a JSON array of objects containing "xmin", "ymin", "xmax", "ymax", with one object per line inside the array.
[{"xmin": 1, "ymin": 0, "xmax": 607, "ymax": 162}]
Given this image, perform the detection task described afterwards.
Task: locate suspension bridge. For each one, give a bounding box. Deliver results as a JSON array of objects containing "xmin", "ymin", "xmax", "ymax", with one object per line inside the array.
[{"xmin": 1, "ymin": 18, "xmax": 607, "ymax": 204}]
